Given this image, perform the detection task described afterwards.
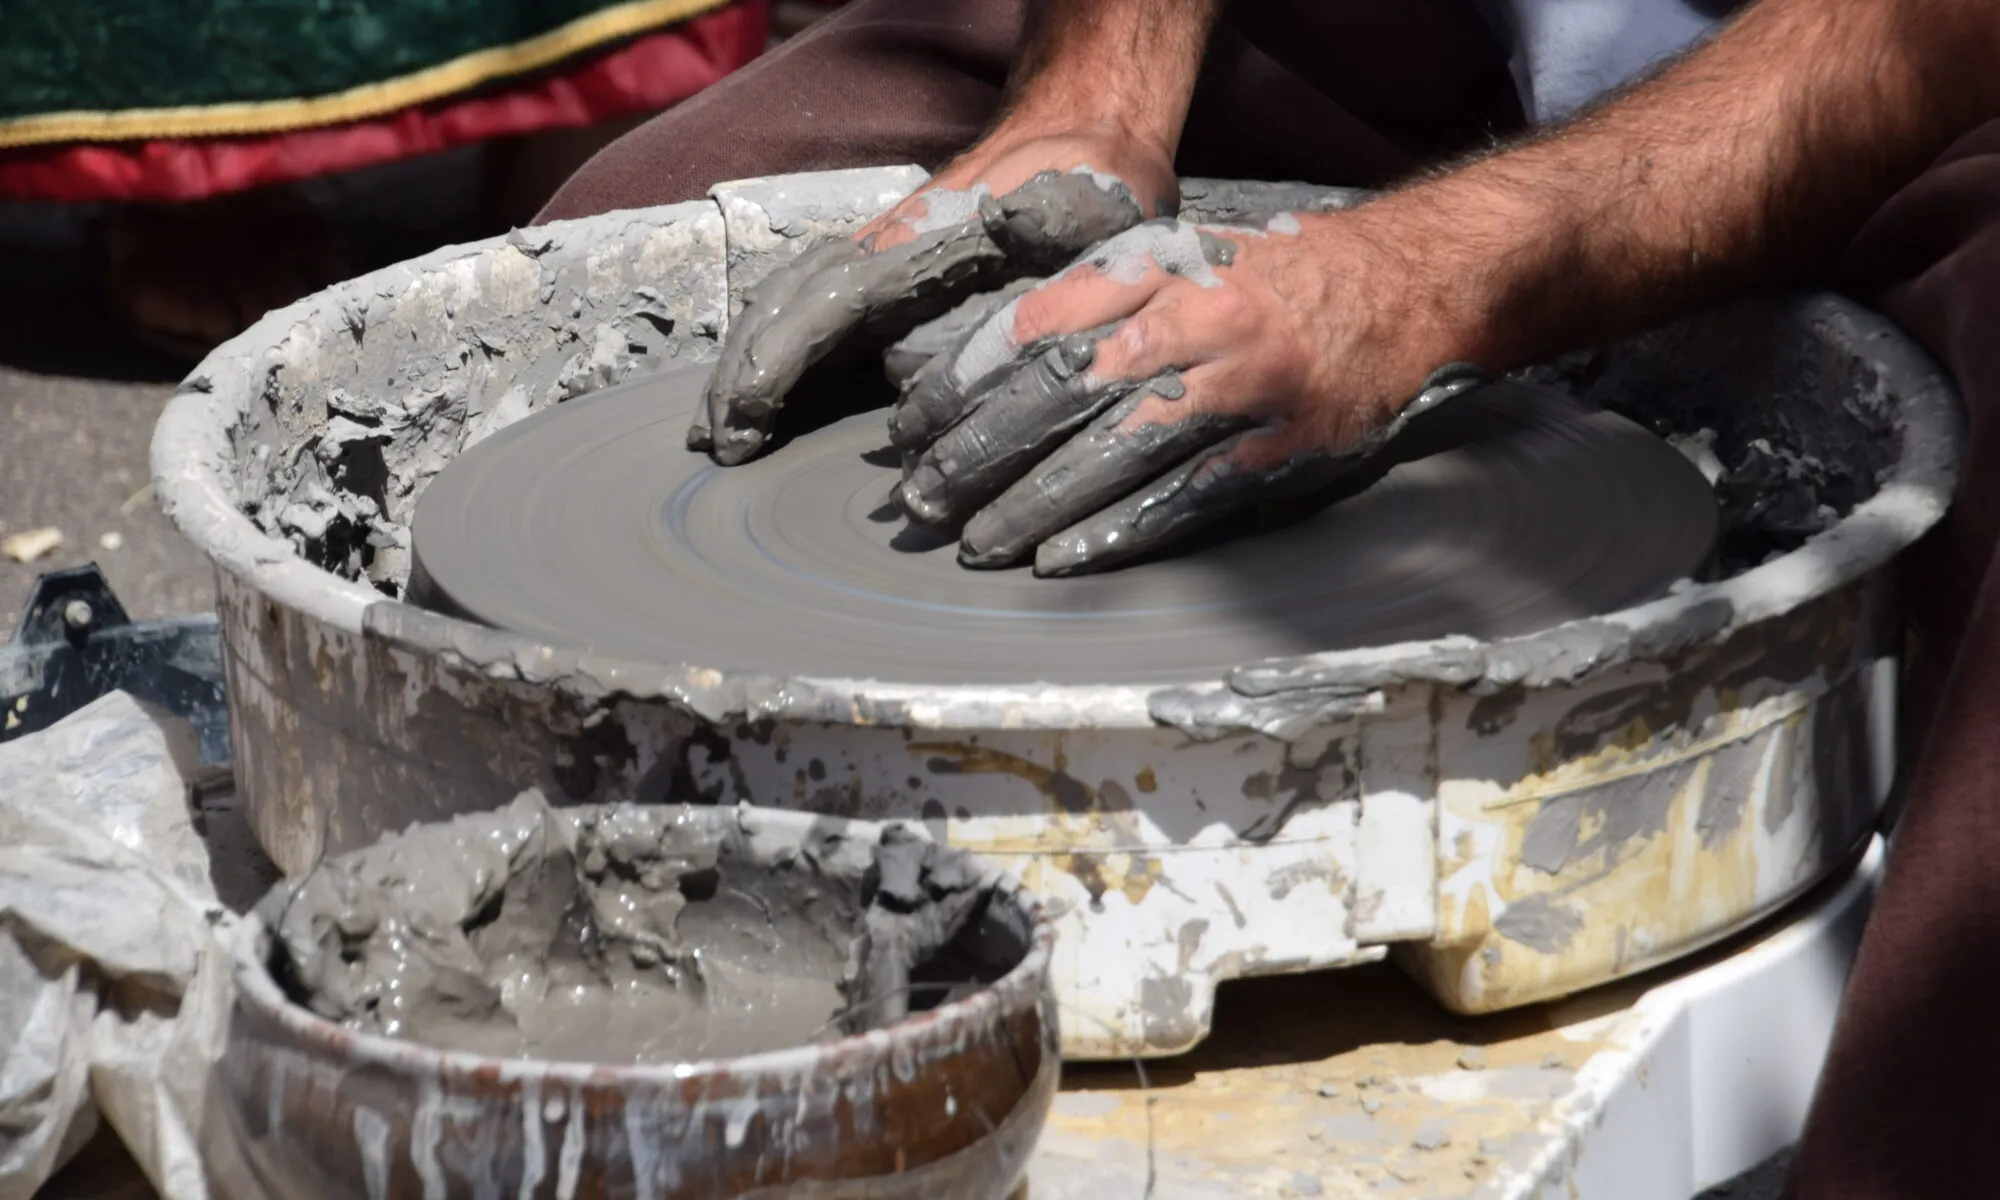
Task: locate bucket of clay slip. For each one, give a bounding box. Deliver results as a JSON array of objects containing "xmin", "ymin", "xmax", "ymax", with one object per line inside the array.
[{"xmin": 208, "ymin": 799, "xmax": 1058, "ymax": 1200}]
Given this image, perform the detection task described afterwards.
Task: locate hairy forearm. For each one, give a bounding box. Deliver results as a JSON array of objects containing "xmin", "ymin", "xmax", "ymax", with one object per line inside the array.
[
  {"xmin": 1003, "ymin": 0, "xmax": 1220, "ymax": 153},
  {"xmin": 1354, "ymin": 0, "xmax": 2000, "ymax": 373}
]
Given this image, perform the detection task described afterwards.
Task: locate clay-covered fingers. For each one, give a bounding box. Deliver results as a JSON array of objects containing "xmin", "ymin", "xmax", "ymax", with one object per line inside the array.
[
  {"xmin": 690, "ymin": 238, "xmax": 853, "ymax": 453},
  {"xmin": 694, "ymin": 169, "xmax": 1151, "ymax": 467},
  {"xmin": 886, "ymin": 274, "xmax": 1162, "ymax": 454},
  {"xmin": 980, "ymin": 169, "xmax": 1151, "ymax": 270},
  {"xmin": 885, "ymin": 221, "xmax": 1212, "ymax": 455},
  {"xmin": 695, "ymin": 223, "xmax": 1004, "ymax": 464},
  {"xmin": 1029, "ymin": 363, "xmax": 1494, "ymax": 576},
  {"xmin": 958, "ymin": 383, "xmax": 1252, "ymax": 568},
  {"xmin": 895, "ymin": 299, "xmax": 1225, "ymax": 528},
  {"xmin": 882, "ymin": 278, "xmax": 1039, "ymax": 390},
  {"xmin": 893, "ymin": 223, "xmax": 1252, "ymax": 528},
  {"xmin": 1030, "ymin": 430, "xmax": 1344, "ymax": 577},
  {"xmin": 897, "ymin": 323, "xmax": 1140, "ymax": 524}
]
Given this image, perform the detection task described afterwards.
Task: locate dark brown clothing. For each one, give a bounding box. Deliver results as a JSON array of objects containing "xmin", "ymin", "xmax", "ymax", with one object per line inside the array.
[
  {"xmin": 1785, "ymin": 121, "xmax": 2000, "ymax": 1198},
  {"xmin": 537, "ymin": 0, "xmax": 1525, "ymax": 218},
  {"xmin": 540, "ymin": 4, "xmax": 2000, "ymax": 1194}
]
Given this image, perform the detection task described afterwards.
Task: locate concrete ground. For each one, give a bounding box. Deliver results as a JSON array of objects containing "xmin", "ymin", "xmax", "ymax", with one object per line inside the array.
[
  {"xmin": 0, "ymin": 370, "xmax": 204, "ymax": 632},
  {"xmin": 2, "ymin": 147, "xmax": 1794, "ymax": 1200},
  {"xmin": 0, "ymin": 207, "xmax": 208, "ymax": 632}
]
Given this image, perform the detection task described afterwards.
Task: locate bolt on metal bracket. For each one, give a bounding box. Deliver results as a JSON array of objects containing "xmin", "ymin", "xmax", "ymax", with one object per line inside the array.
[{"xmin": 2, "ymin": 563, "xmax": 229, "ymax": 765}]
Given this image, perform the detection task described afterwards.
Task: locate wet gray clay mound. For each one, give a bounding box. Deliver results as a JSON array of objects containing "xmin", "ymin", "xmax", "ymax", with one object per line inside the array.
[{"xmin": 263, "ymin": 792, "xmax": 1012, "ymax": 1063}]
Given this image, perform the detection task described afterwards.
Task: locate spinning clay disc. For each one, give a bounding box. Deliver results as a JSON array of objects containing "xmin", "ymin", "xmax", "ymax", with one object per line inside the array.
[{"xmin": 410, "ymin": 367, "xmax": 1718, "ymax": 686}]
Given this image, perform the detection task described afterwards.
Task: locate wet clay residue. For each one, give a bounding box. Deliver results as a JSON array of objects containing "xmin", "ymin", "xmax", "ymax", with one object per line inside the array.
[{"xmin": 263, "ymin": 792, "xmax": 1003, "ymax": 1063}]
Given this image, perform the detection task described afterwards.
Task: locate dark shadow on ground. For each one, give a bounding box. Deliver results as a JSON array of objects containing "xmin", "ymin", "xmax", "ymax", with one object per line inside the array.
[{"xmin": 0, "ymin": 202, "xmax": 181, "ymax": 382}]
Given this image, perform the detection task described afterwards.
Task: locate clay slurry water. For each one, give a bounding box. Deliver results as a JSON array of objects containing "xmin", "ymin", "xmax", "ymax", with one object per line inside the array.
[
  {"xmin": 266, "ymin": 792, "xmax": 1002, "ymax": 1063},
  {"xmin": 409, "ymin": 366, "xmax": 1720, "ymax": 685}
]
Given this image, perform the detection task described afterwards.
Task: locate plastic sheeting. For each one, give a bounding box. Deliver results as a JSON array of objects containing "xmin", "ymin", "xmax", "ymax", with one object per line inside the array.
[{"xmin": 0, "ymin": 691, "xmax": 235, "ymax": 1200}]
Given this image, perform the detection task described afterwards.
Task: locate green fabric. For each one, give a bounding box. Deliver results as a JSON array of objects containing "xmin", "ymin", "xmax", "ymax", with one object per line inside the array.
[{"xmin": 0, "ymin": 0, "xmax": 666, "ymax": 121}]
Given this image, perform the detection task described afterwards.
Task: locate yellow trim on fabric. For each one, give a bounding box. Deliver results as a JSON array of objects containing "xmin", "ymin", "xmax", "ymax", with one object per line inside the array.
[{"xmin": 0, "ymin": 0, "xmax": 733, "ymax": 149}]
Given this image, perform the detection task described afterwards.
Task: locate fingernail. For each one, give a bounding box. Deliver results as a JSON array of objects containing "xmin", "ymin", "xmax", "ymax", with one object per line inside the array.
[
  {"xmin": 957, "ymin": 510, "xmax": 1014, "ymax": 567},
  {"xmin": 956, "ymin": 540, "xmax": 1016, "ymax": 569},
  {"xmin": 899, "ymin": 465, "xmax": 950, "ymax": 524},
  {"xmin": 887, "ymin": 400, "xmax": 942, "ymax": 450},
  {"xmin": 1057, "ymin": 333, "xmax": 1099, "ymax": 373},
  {"xmin": 711, "ymin": 429, "xmax": 763, "ymax": 466},
  {"xmin": 1147, "ymin": 370, "xmax": 1186, "ymax": 401},
  {"xmin": 887, "ymin": 382, "xmax": 943, "ymax": 443},
  {"xmin": 1032, "ymin": 537, "xmax": 1086, "ymax": 577}
]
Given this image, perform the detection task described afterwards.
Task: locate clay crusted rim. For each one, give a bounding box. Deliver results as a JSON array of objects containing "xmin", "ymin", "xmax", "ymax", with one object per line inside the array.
[{"xmin": 151, "ymin": 193, "xmax": 1963, "ymax": 730}]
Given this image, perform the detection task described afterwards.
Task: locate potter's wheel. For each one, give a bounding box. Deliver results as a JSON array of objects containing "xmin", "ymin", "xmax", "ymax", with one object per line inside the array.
[{"xmin": 410, "ymin": 367, "xmax": 1718, "ymax": 685}]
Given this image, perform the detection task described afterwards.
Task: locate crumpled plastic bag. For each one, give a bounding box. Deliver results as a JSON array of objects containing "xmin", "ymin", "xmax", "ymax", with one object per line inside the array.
[{"xmin": 0, "ymin": 690, "xmax": 236, "ymax": 1200}]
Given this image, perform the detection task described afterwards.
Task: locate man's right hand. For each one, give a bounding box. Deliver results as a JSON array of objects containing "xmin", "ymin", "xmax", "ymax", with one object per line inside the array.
[{"xmin": 688, "ymin": 127, "xmax": 1175, "ymax": 466}]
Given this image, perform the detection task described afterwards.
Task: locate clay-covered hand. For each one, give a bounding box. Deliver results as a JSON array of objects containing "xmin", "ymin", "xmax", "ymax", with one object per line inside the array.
[
  {"xmin": 689, "ymin": 133, "xmax": 1175, "ymax": 465},
  {"xmin": 891, "ymin": 215, "xmax": 1487, "ymax": 575}
]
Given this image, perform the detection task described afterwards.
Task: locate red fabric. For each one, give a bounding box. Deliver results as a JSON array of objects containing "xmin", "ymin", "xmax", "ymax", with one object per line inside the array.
[{"xmin": 0, "ymin": 0, "xmax": 769, "ymax": 203}]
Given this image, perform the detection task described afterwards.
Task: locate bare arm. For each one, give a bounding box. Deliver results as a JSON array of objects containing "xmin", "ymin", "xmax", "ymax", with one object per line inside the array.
[
  {"xmin": 1360, "ymin": 0, "xmax": 2000, "ymax": 381},
  {"xmin": 865, "ymin": 0, "xmax": 1221, "ymax": 242},
  {"xmin": 874, "ymin": 0, "xmax": 2000, "ymax": 572},
  {"xmin": 695, "ymin": 0, "xmax": 1223, "ymax": 462},
  {"xmin": 998, "ymin": 0, "xmax": 1221, "ymax": 162}
]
